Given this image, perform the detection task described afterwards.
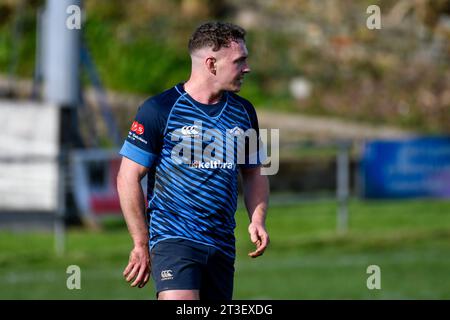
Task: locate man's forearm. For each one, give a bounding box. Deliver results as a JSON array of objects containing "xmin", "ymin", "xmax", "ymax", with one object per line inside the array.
[
  {"xmin": 243, "ymin": 170, "xmax": 269, "ymax": 224},
  {"xmin": 242, "ymin": 167, "xmax": 270, "ymax": 257},
  {"xmin": 117, "ymin": 172, "xmax": 149, "ymax": 247}
]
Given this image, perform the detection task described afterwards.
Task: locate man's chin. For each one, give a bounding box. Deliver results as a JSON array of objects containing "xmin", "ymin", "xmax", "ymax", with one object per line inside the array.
[{"xmin": 230, "ymin": 84, "xmax": 243, "ymax": 92}]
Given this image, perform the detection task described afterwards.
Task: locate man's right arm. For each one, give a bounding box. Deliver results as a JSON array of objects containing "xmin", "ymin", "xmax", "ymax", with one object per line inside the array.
[
  {"xmin": 117, "ymin": 95, "xmax": 173, "ymax": 287},
  {"xmin": 117, "ymin": 157, "xmax": 150, "ymax": 288}
]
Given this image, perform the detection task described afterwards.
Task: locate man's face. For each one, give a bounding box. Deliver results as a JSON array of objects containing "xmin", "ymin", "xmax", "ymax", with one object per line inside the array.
[{"xmin": 214, "ymin": 39, "xmax": 251, "ymax": 92}]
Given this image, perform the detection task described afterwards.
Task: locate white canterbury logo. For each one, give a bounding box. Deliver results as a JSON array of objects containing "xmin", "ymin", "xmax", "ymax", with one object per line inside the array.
[
  {"xmin": 161, "ymin": 270, "xmax": 173, "ymax": 280},
  {"xmin": 181, "ymin": 125, "xmax": 200, "ymax": 136}
]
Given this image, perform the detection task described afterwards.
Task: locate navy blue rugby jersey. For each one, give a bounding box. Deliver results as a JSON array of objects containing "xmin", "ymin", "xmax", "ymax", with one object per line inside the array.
[{"xmin": 119, "ymin": 83, "xmax": 265, "ymax": 259}]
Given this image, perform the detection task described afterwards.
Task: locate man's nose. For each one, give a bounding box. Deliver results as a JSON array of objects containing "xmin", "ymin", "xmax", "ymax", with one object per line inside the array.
[{"xmin": 243, "ymin": 63, "xmax": 251, "ymax": 73}]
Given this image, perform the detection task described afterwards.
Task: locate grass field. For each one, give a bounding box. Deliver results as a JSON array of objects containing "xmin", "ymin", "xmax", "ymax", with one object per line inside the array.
[{"xmin": 1, "ymin": 198, "xmax": 449, "ymax": 299}]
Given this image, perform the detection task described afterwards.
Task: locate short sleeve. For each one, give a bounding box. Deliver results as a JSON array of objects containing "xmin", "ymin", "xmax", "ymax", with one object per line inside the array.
[
  {"xmin": 119, "ymin": 100, "xmax": 166, "ymax": 168},
  {"xmin": 240, "ymin": 99, "xmax": 267, "ymax": 169}
]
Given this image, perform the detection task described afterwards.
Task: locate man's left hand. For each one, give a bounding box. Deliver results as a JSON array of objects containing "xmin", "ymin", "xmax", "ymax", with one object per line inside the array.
[{"xmin": 248, "ymin": 223, "xmax": 270, "ymax": 258}]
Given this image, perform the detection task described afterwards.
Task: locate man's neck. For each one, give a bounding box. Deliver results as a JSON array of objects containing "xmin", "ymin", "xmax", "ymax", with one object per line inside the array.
[{"xmin": 183, "ymin": 79, "xmax": 223, "ymax": 105}]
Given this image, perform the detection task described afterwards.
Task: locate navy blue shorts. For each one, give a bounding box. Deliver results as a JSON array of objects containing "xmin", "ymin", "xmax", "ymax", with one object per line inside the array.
[{"xmin": 150, "ymin": 238, "xmax": 235, "ymax": 300}]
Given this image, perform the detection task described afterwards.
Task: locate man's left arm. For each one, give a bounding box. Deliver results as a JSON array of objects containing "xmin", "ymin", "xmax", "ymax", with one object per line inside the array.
[{"xmin": 240, "ymin": 166, "xmax": 270, "ymax": 258}]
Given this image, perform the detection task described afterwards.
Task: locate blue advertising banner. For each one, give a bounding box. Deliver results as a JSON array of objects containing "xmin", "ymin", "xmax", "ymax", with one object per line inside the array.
[{"xmin": 361, "ymin": 137, "xmax": 450, "ymax": 198}]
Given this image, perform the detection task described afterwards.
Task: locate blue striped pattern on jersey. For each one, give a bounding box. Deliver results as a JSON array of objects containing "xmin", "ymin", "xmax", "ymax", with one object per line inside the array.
[{"xmin": 148, "ymin": 85, "xmax": 254, "ymax": 259}]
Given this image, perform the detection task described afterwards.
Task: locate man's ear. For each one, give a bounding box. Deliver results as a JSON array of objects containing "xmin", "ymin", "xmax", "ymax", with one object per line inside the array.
[{"xmin": 205, "ymin": 57, "xmax": 216, "ymax": 75}]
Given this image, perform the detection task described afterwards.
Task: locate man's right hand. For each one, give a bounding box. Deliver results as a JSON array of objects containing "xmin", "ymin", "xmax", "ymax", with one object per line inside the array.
[{"xmin": 123, "ymin": 245, "xmax": 151, "ymax": 288}]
